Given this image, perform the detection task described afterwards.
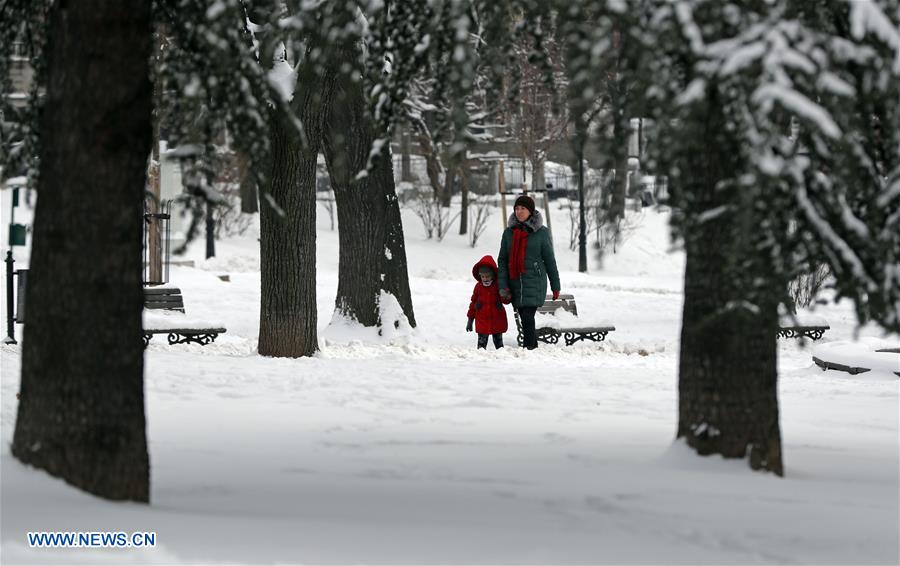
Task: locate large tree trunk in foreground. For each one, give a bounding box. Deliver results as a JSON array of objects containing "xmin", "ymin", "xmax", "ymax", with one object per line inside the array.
[
  {"xmin": 258, "ymin": 106, "xmax": 319, "ymax": 357},
  {"xmin": 13, "ymin": 0, "xmax": 153, "ymax": 502},
  {"xmin": 323, "ymin": 44, "xmax": 416, "ymax": 330},
  {"xmin": 676, "ymin": 97, "xmax": 783, "ymax": 476}
]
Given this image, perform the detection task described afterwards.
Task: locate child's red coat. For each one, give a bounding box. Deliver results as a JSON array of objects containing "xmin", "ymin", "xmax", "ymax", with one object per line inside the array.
[{"xmin": 467, "ymin": 255, "xmax": 509, "ymax": 335}]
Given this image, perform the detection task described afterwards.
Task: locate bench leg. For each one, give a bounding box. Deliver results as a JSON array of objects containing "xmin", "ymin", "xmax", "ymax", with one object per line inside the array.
[
  {"xmin": 166, "ymin": 331, "xmax": 220, "ymax": 346},
  {"xmin": 537, "ymin": 330, "xmax": 560, "ymax": 345},
  {"xmin": 564, "ymin": 331, "xmax": 610, "ymax": 346}
]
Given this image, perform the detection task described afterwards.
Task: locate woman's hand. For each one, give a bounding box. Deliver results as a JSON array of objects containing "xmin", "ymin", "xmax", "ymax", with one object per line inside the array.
[
  {"xmin": 499, "ymin": 288, "xmax": 512, "ymax": 303},
  {"xmin": 552, "ymin": 290, "xmax": 560, "ymax": 300}
]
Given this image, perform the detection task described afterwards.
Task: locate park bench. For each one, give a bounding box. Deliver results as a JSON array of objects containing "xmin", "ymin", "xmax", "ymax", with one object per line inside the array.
[
  {"xmin": 777, "ymin": 312, "xmax": 830, "ymax": 340},
  {"xmin": 142, "ymin": 287, "xmax": 225, "ymax": 347},
  {"xmin": 515, "ymin": 294, "xmax": 615, "ymax": 347}
]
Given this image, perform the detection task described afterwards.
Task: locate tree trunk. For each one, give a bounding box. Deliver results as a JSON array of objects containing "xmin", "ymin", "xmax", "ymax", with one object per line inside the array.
[
  {"xmin": 258, "ymin": 105, "xmax": 319, "ymax": 357},
  {"xmin": 676, "ymin": 100, "xmax": 783, "ymax": 476},
  {"xmin": 237, "ymin": 150, "xmax": 259, "ymax": 214},
  {"xmin": 441, "ymin": 159, "xmax": 455, "ymax": 208},
  {"xmin": 400, "ymin": 128, "xmax": 413, "ymax": 182},
  {"xmin": 609, "ymin": 117, "xmax": 628, "ymax": 224},
  {"xmin": 459, "ymin": 163, "xmax": 469, "ymax": 235},
  {"xmin": 13, "ymin": 0, "xmax": 153, "ymax": 502},
  {"xmin": 532, "ymin": 155, "xmax": 546, "ymax": 194},
  {"xmin": 148, "ymin": 26, "xmax": 164, "ymax": 284},
  {"xmin": 322, "ymin": 45, "xmax": 416, "ymax": 330},
  {"xmin": 411, "ymin": 125, "xmax": 444, "ymax": 199}
]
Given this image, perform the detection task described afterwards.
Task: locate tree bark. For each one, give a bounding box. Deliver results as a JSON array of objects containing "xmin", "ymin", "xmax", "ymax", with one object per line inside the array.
[
  {"xmin": 251, "ymin": 9, "xmax": 322, "ymax": 358},
  {"xmin": 440, "ymin": 159, "xmax": 455, "ymax": 208},
  {"xmin": 531, "ymin": 154, "xmax": 546, "ymax": 194},
  {"xmin": 609, "ymin": 117, "xmax": 628, "ymax": 224},
  {"xmin": 400, "ymin": 128, "xmax": 413, "ymax": 182},
  {"xmin": 322, "ymin": 45, "xmax": 416, "ymax": 330},
  {"xmin": 237, "ymin": 150, "xmax": 259, "ymax": 214},
  {"xmin": 147, "ymin": 25, "xmax": 164, "ymax": 284},
  {"xmin": 676, "ymin": 98, "xmax": 783, "ymax": 476},
  {"xmin": 257, "ymin": 104, "xmax": 319, "ymax": 357},
  {"xmin": 458, "ymin": 163, "xmax": 469, "ymax": 235},
  {"xmin": 13, "ymin": 0, "xmax": 152, "ymax": 502},
  {"xmin": 411, "ymin": 124, "xmax": 444, "ymax": 200}
]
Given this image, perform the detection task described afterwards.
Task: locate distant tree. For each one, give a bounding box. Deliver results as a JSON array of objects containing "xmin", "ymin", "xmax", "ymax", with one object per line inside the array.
[
  {"xmin": 162, "ymin": 0, "xmax": 424, "ymax": 348},
  {"xmin": 499, "ymin": 27, "xmax": 568, "ymax": 197},
  {"xmin": 320, "ymin": 3, "xmax": 416, "ymax": 329}
]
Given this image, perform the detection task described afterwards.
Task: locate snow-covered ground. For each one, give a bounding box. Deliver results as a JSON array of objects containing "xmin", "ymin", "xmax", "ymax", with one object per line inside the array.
[{"xmin": 1, "ymin": 193, "xmax": 898, "ymax": 564}]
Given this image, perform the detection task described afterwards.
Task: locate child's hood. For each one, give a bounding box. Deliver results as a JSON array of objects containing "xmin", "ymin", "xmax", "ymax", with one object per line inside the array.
[{"xmin": 471, "ymin": 255, "xmax": 499, "ymax": 281}]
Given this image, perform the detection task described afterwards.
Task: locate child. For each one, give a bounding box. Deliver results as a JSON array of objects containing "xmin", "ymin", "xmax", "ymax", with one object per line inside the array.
[{"xmin": 466, "ymin": 255, "xmax": 509, "ymax": 349}]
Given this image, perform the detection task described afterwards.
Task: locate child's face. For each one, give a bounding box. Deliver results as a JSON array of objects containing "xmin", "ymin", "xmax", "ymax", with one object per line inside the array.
[{"xmin": 479, "ymin": 271, "xmax": 494, "ymax": 285}]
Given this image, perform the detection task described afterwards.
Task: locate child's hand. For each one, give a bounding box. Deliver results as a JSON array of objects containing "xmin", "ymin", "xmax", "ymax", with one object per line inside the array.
[{"xmin": 466, "ymin": 318, "xmax": 474, "ymax": 332}]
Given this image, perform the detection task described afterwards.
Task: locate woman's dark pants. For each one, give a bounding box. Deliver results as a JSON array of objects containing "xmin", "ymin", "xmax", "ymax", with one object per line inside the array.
[{"xmin": 517, "ymin": 306, "xmax": 538, "ymax": 349}]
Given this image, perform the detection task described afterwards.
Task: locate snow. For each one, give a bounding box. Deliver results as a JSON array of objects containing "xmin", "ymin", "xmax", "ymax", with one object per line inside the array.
[
  {"xmin": 205, "ymin": 1, "xmax": 226, "ymax": 20},
  {"xmin": 779, "ymin": 311, "xmax": 830, "ymax": 328},
  {"xmin": 849, "ymin": 1, "xmax": 900, "ymax": 72},
  {"xmin": 267, "ymin": 55, "xmax": 297, "ymax": 103},
  {"xmin": 143, "ymin": 310, "xmax": 226, "ymax": 332},
  {"xmin": 752, "ymin": 84, "xmax": 842, "ymax": 139},
  {"xmin": 533, "ymin": 308, "xmax": 614, "ymax": 332},
  {"xmin": 3, "ymin": 176, "xmax": 27, "ymax": 188},
  {"xmin": 1, "ymin": 196, "xmax": 898, "ymax": 564},
  {"xmin": 813, "ymin": 338, "xmax": 900, "ymax": 379}
]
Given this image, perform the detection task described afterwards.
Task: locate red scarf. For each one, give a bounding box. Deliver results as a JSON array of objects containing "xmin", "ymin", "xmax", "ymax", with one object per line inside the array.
[{"xmin": 509, "ymin": 227, "xmax": 528, "ymax": 280}]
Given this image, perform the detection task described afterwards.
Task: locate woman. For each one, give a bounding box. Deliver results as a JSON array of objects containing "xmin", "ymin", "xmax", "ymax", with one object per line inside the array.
[{"xmin": 497, "ymin": 194, "xmax": 561, "ymax": 350}]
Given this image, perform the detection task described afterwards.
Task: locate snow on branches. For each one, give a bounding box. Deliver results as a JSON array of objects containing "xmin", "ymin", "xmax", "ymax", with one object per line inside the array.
[{"xmin": 620, "ymin": 0, "xmax": 900, "ymax": 332}]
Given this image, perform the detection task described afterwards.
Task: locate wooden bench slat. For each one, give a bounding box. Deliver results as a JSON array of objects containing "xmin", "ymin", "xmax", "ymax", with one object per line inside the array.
[
  {"xmin": 144, "ymin": 287, "xmax": 185, "ymax": 313},
  {"xmin": 145, "ymin": 328, "xmax": 226, "ymax": 333},
  {"xmin": 543, "ymin": 325, "xmax": 616, "ymax": 333},
  {"xmin": 144, "ymin": 287, "xmax": 183, "ymax": 295}
]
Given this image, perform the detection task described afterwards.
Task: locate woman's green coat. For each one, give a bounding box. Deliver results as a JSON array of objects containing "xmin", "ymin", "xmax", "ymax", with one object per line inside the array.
[{"xmin": 497, "ymin": 210, "xmax": 560, "ymax": 308}]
